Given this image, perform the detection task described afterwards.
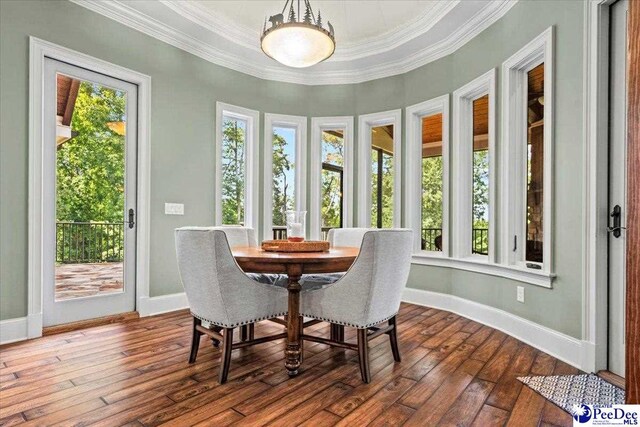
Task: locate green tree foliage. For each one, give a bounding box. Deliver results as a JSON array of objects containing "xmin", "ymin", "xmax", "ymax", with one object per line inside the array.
[
  {"xmin": 473, "ymin": 149, "xmax": 490, "ymax": 253},
  {"xmin": 472, "ymin": 150, "xmax": 489, "ymax": 228},
  {"xmin": 55, "ymin": 81, "xmax": 126, "ymax": 263},
  {"xmin": 321, "ymin": 132, "xmax": 343, "ymax": 228},
  {"xmin": 371, "ymin": 149, "xmax": 394, "ymax": 228},
  {"xmin": 272, "ymin": 132, "xmax": 293, "ymax": 226},
  {"xmin": 421, "ymin": 156, "xmax": 443, "ymax": 229},
  {"xmin": 221, "ymin": 118, "xmax": 246, "ymax": 225},
  {"xmin": 56, "ymin": 82, "xmax": 126, "ymax": 223}
]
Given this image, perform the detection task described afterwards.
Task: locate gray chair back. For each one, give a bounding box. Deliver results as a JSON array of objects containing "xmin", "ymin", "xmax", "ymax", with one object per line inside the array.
[
  {"xmin": 327, "ymin": 228, "xmax": 373, "ymax": 247},
  {"xmin": 302, "ymin": 229, "xmax": 413, "ymax": 327},
  {"xmin": 210, "ymin": 226, "xmax": 258, "ymax": 247},
  {"xmin": 175, "ymin": 228, "xmax": 287, "ymax": 327}
]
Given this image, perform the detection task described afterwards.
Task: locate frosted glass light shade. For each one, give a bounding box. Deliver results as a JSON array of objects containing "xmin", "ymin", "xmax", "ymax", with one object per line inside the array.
[{"xmin": 261, "ymin": 23, "xmax": 335, "ymax": 68}]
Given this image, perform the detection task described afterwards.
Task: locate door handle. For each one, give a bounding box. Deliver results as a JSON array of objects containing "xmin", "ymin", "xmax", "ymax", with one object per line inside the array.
[
  {"xmin": 607, "ymin": 205, "xmax": 625, "ymax": 238},
  {"xmin": 128, "ymin": 208, "xmax": 135, "ymax": 229}
]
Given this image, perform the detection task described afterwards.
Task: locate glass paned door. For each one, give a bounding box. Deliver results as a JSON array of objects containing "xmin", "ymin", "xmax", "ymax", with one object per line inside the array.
[{"xmin": 43, "ymin": 58, "xmax": 138, "ymax": 326}]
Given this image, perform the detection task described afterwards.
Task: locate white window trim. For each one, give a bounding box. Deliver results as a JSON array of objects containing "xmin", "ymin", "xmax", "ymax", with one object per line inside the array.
[
  {"xmin": 452, "ymin": 69, "xmax": 497, "ymax": 263},
  {"xmin": 215, "ymin": 102, "xmax": 259, "ymax": 231},
  {"xmin": 501, "ymin": 27, "xmax": 555, "ymax": 274},
  {"xmin": 309, "ymin": 116, "xmax": 354, "ymax": 240},
  {"xmin": 263, "ymin": 113, "xmax": 307, "ymax": 242},
  {"xmin": 356, "ymin": 109, "xmax": 403, "ymax": 228},
  {"xmin": 28, "ymin": 37, "xmax": 152, "ymax": 337},
  {"xmin": 405, "ymin": 95, "xmax": 450, "ymax": 255},
  {"xmin": 412, "ymin": 254, "xmax": 556, "ymax": 288}
]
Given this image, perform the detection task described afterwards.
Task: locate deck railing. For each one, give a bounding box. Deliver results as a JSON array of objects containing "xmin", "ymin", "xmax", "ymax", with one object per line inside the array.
[
  {"xmin": 273, "ymin": 226, "xmax": 488, "ymax": 254},
  {"xmin": 421, "ymin": 228, "xmax": 488, "ymax": 255},
  {"xmin": 272, "ymin": 226, "xmax": 334, "ymax": 241},
  {"xmin": 56, "ymin": 222, "xmax": 124, "ymax": 263}
]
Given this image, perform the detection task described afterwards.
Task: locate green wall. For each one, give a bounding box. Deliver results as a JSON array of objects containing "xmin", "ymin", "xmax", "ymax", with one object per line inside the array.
[{"xmin": 0, "ymin": 0, "xmax": 585, "ymax": 339}]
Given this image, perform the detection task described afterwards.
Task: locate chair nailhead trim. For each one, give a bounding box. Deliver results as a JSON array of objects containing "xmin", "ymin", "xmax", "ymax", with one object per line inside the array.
[
  {"xmin": 191, "ymin": 312, "xmax": 288, "ymax": 328},
  {"xmin": 298, "ymin": 312, "xmax": 398, "ymax": 329}
]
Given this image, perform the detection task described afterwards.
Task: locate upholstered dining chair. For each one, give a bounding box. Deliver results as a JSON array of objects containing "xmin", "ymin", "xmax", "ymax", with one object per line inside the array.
[
  {"xmin": 175, "ymin": 227, "xmax": 288, "ymax": 383},
  {"xmin": 300, "ymin": 229, "xmax": 413, "ymax": 383},
  {"xmin": 208, "ymin": 226, "xmax": 271, "ymax": 342},
  {"xmin": 305, "ymin": 227, "xmax": 374, "ymax": 341}
]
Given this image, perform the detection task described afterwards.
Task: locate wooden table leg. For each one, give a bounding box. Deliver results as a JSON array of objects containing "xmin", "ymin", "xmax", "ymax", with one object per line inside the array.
[{"xmin": 284, "ymin": 264, "xmax": 303, "ymax": 376}]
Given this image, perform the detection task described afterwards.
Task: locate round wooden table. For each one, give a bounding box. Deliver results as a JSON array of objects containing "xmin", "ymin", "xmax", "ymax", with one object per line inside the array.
[{"xmin": 232, "ymin": 246, "xmax": 359, "ymax": 376}]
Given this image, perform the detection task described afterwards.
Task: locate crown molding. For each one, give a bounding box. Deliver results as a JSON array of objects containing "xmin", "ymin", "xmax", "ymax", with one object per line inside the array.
[
  {"xmin": 69, "ymin": 0, "xmax": 519, "ymax": 85},
  {"xmin": 160, "ymin": 0, "xmax": 260, "ymax": 54},
  {"xmin": 160, "ymin": 0, "xmax": 461, "ymax": 62}
]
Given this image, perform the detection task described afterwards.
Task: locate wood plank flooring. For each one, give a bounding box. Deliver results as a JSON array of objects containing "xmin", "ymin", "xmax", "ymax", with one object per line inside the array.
[{"xmin": 0, "ymin": 303, "xmax": 577, "ymax": 426}]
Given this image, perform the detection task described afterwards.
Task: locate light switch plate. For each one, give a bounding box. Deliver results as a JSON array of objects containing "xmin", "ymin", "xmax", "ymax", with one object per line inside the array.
[
  {"xmin": 165, "ymin": 203, "xmax": 184, "ymax": 215},
  {"xmin": 516, "ymin": 286, "xmax": 525, "ymax": 303}
]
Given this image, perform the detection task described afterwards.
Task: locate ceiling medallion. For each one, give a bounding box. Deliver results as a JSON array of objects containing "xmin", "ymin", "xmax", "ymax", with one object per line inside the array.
[{"xmin": 261, "ymin": 0, "xmax": 335, "ymax": 68}]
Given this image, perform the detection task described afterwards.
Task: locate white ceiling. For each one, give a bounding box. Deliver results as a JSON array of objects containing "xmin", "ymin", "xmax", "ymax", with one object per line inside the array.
[
  {"xmin": 193, "ymin": 1, "xmax": 444, "ymax": 47},
  {"xmin": 72, "ymin": 0, "xmax": 518, "ymax": 85}
]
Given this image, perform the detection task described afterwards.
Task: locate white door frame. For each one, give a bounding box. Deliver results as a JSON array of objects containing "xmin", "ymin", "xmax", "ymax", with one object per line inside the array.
[
  {"xmin": 582, "ymin": 0, "xmax": 618, "ymax": 372},
  {"xmin": 28, "ymin": 37, "xmax": 151, "ymax": 338}
]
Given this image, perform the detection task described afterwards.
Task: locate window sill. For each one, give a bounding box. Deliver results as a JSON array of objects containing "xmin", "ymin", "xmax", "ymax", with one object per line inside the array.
[{"xmin": 411, "ymin": 253, "xmax": 556, "ymax": 288}]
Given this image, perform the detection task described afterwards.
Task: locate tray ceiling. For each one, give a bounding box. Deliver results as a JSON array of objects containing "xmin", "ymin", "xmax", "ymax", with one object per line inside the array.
[{"xmin": 71, "ymin": 0, "xmax": 518, "ymax": 85}]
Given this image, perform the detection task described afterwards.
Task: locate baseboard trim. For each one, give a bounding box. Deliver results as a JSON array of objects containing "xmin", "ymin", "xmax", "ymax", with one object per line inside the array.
[
  {"xmin": 42, "ymin": 311, "xmax": 139, "ymax": 336},
  {"xmin": 402, "ymin": 287, "xmax": 588, "ymax": 371},
  {"xmin": 138, "ymin": 292, "xmax": 188, "ymax": 317},
  {"xmin": 0, "ymin": 317, "xmax": 29, "ymax": 345}
]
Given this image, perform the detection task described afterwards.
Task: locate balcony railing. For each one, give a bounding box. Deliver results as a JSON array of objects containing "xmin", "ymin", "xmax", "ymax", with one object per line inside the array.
[
  {"xmin": 471, "ymin": 228, "xmax": 489, "ymax": 255},
  {"xmin": 272, "ymin": 226, "xmax": 334, "ymax": 241},
  {"xmin": 421, "ymin": 228, "xmax": 488, "ymax": 255},
  {"xmin": 56, "ymin": 222, "xmax": 124, "ymax": 263}
]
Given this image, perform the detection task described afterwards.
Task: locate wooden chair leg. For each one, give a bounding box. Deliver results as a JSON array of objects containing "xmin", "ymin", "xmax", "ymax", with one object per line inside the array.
[
  {"xmin": 357, "ymin": 328, "xmax": 371, "ymax": 383},
  {"xmin": 388, "ymin": 316, "xmax": 401, "ymax": 362},
  {"xmin": 189, "ymin": 317, "xmax": 202, "ymax": 364},
  {"xmin": 330, "ymin": 323, "xmax": 344, "ymax": 342},
  {"xmin": 241, "ymin": 325, "xmax": 249, "ymax": 342},
  {"xmin": 219, "ymin": 327, "xmax": 234, "ymax": 384},
  {"xmin": 248, "ymin": 323, "xmax": 255, "ymax": 341}
]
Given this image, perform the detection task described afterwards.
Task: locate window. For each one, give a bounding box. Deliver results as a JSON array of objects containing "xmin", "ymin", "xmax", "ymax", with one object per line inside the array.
[
  {"xmin": 502, "ymin": 27, "xmax": 553, "ymax": 271},
  {"xmin": 272, "ymin": 126, "xmax": 296, "ymax": 228},
  {"xmin": 263, "ymin": 114, "xmax": 307, "ymax": 241},
  {"xmin": 452, "ymin": 69, "xmax": 496, "ymax": 261},
  {"xmin": 371, "ymin": 125, "xmax": 395, "ymax": 228},
  {"xmin": 215, "ymin": 103, "xmax": 259, "ymax": 230},
  {"xmin": 310, "ymin": 117, "xmax": 353, "ymax": 240},
  {"xmin": 421, "ymin": 114, "xmax": 444, "ymax": 251},
  {"xmin": 472, "ymin": 95, "xmax": 490, "ymax": 256},
  {"xmin": 220, "ymin": 116, "xmax": 246, "ymax": 225},
  {"xmin": 406, "ymin": 95, "xmax": 450, "ymax": 255},
  {"xmin": 322, "ymin": 130, "xmax": 344, "ymax": 229},
  {"xmin": 526, "ymin": 64, "xmax": 545, "ymax": 263},
  {"xmin": 357, "ymin": 110, "xmax": 402, "ymax": 228}
]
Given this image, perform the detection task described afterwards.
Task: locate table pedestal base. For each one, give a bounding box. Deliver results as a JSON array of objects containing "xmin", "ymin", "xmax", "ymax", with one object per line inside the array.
[{"xmin": 285, "ymin": 265, "xmax": 302, "ymax": 376}]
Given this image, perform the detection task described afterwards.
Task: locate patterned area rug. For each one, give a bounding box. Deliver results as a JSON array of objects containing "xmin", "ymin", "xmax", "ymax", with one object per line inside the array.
[{"xmin": 518, "ymin": 373, "xmax": 625, "ymax": 415}]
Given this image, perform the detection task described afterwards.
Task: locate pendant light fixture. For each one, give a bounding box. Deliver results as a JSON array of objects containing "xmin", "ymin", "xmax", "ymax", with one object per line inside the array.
[{"xmin": 261, "ymin": 0, "xmax": 335, "ymax": 68}]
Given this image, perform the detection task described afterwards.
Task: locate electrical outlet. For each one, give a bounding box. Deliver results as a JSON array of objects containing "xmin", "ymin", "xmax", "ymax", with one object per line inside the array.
[
  {"xmin": 165, "ymin": 203, "xmax": 184, "ymax": 215},
  {"xmin": 516, "ymin": 286, "xmax": 525, "ymax": 303}
]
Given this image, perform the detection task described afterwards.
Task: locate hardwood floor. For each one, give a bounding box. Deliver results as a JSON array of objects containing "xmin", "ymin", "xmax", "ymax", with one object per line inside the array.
[{"xmin": 0, "ymin": 303, "xmax": 577, "ymax": 426}]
